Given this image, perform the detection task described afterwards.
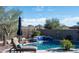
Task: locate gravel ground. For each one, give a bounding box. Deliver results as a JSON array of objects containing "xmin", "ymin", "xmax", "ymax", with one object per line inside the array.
[{"xmin": 0, "ymin": 43, "xmax": 11, "ymax": 53}]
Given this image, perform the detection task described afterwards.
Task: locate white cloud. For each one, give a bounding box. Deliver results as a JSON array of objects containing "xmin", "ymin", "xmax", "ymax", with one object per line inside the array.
[
  {"xmin": 22, "ymin": 17, "xmax": 79, "ymax": 27},
  {"xmin": 60, "ymin": 17, "xmax": 79, "ymax": 26},
  {"xmin": 22, "ymin": 18, "xmax": 46, "ymax": 26}
]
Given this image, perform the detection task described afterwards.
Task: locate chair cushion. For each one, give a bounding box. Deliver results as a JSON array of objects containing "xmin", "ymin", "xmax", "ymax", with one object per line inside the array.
[
  {"xmin": 13, "ymin": 37, "xmax": 19, "ymax": 45},
  {"xmin": 17, "ymin": 44, "xmax": 21, "ymax": 48},
  {"xmin": 21, "ymin": 46, "xmax": 37, "ymax": 49}
]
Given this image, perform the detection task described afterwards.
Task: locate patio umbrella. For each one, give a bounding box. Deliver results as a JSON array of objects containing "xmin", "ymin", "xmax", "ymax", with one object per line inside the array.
[{"xmin": 17, "ymin": 16, "xmax": 23, "ymax": 43}]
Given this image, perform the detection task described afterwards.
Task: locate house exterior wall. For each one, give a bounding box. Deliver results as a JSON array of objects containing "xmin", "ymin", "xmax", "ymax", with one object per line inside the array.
[{"xmin": 40, "ymin": 29, "xmax": 79, "ymax": 41}]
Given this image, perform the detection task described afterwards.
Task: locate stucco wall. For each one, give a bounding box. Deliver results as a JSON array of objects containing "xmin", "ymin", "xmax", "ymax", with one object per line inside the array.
[{"xmin": 40, "ymin": 29, "xmax": 79, "ymax": 41}]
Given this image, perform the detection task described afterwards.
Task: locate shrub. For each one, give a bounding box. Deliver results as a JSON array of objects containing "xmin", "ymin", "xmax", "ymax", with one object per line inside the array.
[
  {"xmin": 61, "ymin": 39, "xmax": 74, "ymax": 51},
  {"xmin": 32, "ymin": 31, "xmax": 41, "ymax": 37}
]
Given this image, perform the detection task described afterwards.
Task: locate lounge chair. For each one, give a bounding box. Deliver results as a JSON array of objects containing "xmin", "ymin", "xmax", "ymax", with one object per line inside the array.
[{"xmin": 9, "ymin": 38, "xmax": 37, "ymax": 53}]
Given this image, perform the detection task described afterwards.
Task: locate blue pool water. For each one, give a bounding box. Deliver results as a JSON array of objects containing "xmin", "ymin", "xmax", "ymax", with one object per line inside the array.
[
  {"xmin": 37, "ymin": 43, "xmax": 79, "ymax": 50},
  {"xmin": 37, "ymin": 43, "xmax": 60, "ymax": 50}
]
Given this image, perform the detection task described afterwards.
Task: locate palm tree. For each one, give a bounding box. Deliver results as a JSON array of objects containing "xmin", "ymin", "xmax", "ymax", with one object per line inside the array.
[{"xmin": 0, "ymin": 7, "xmax": 22, "ymax": 46}]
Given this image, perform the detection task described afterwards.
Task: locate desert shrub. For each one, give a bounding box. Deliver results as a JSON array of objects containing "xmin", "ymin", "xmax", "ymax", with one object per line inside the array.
[
  {"xmin": 32, "ymin": 31, "xmax": 41, "ymax": 37},
  {"xmin": 61, "ymin": 39, "xmax": 74, "ymax": 51}
]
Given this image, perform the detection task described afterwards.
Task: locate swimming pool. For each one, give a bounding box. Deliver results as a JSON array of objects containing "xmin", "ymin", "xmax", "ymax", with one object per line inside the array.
[
  {"xmin": 20, "ymin": 42, "xmax": 60, "ymax": 50},
  {"xmin": 37, "ymin": 43, "xmax": 61, "ymax": 50}
]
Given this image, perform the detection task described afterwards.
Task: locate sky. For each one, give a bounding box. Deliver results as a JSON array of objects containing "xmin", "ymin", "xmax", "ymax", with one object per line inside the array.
[{"xmin": 7, "ymin": 6, "xmax": 79, "ymax": 26}]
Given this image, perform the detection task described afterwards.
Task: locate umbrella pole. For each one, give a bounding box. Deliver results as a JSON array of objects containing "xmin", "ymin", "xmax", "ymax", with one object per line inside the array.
[{"xmin": 18, "ymin": 36, "xmax": 22, "ymax": 43}]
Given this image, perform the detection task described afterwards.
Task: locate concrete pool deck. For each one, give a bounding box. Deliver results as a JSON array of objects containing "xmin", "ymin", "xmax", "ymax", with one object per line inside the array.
[
  {"xmin": 36, "ymin": 47, "xmax": 79, "ymax": 53},
  {"xmin": 2, "ymin": 48, "xmax": 79, "ymax": 53},
  {"xmin": 37, "ymin": 50, "xmax": 79, "ymax": 53}
]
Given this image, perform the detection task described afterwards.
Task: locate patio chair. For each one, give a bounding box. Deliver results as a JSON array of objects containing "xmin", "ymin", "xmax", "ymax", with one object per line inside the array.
[{"xmin": 9, "ymin": 38, "xmax": 37, "ymax": 53}]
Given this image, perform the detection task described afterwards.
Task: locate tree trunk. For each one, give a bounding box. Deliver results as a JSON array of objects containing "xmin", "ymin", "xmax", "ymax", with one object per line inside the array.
[
  {"xmin": 7, "ymin": 33, "xmax": 10, "ymax": 40},
  {"xmin": 3, "ymin": 34, "xmax": 7, "ymax": 46}
]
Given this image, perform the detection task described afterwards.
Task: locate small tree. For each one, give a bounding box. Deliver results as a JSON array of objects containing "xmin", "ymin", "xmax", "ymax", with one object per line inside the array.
[
  {"xmin": 0, "ymin": 7, "xmax": 22, "ymax": 46},
  {"xmin": 44, "ymin": 18, "xmax": 60, "ymax": 29},
  {"xmin": 61, "ymin": 39, "xmax": 74, "ymax": 51}
]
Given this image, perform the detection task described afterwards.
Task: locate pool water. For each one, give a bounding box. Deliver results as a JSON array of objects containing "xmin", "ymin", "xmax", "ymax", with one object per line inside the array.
[
  {"xmin": 37, "ymin": 43, "xmax": 61, "ymax": 50},
  {"xmin": 37, "ymin": 43, "xmax": 79, "ymax": 50}
]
